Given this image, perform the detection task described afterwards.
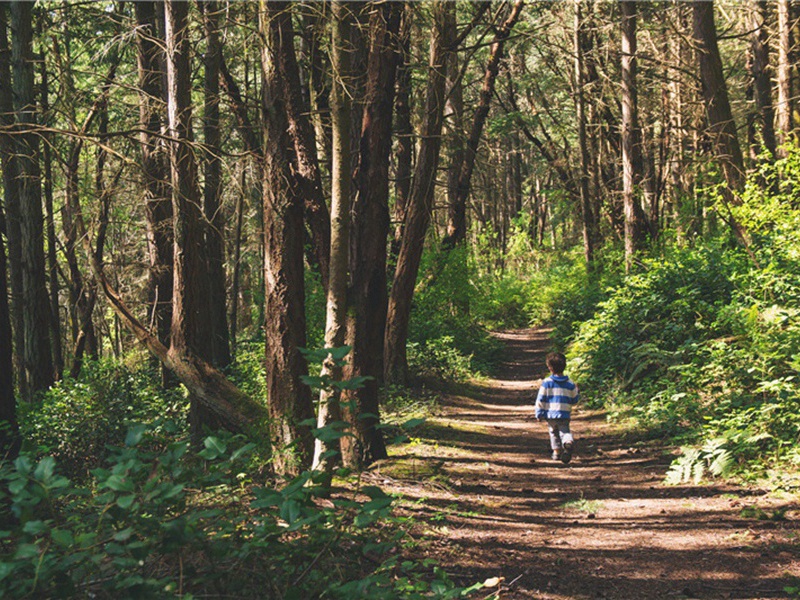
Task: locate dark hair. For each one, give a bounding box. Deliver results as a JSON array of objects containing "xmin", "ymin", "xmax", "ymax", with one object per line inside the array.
[{"xmin": 546, "ymin": 352, "xmax": 567, "ymax": 374}]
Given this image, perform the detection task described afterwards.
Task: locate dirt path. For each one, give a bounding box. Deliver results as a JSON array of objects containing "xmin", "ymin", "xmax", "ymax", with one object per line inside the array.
[{"xmin": 372, "ymin": 329, "xmax": 800, "ymax": 599}]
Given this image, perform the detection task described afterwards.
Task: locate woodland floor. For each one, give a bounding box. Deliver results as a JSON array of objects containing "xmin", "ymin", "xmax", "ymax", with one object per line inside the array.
[{"xmin": 368, "ymin": 328, "xmax": 800, "ymax": 600}]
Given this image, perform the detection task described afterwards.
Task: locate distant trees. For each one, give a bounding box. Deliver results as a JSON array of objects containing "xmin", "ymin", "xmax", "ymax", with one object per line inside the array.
[{"xmin": 1, "ymin": 0, "xmax": 798, "ymax": 470}]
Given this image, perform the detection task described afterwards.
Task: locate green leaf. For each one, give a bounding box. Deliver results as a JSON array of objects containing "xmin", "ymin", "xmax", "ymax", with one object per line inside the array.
[
  {"xmin": 113, "ymin": 527, "xmax": 134, "ymax": 542},
  {"xmin": 401, "ymin": 418, "xmax": 426, "ymax": 430},
  {"xmin": 116, "ymin": 494, "xmax": 137, "ymax": 509},
  {"xmin": 105, "ymin": 475, "xmax": 135, "ymax": 493},
  {"xmin": 199, "ymin": 436, "xmax": 227, "ymax": 460},
  {"xmin": 33, "ymin": 456, "xmax": 56, "ymax": 482},
  {"xmin": 22, "ymin": 520, "xmax": 49, "ymax": 535},
  {"xmin": 51, "ymin": 529, "xmax": 74, "ymax": 547},
  {"xmin": 125, "ymin": 424, "xmax": 147, "ymax": 447}
]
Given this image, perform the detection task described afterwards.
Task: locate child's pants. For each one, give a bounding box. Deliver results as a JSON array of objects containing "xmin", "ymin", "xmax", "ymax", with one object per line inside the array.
[{"xmin": 546, "ymin": 418, "xmax": 573, "ymax": 450}]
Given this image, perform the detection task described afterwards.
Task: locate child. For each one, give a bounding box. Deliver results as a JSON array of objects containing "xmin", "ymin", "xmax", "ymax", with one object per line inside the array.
[{"xmin": 535, "ymin": 352, "xmax": 579, "ymax": 463}]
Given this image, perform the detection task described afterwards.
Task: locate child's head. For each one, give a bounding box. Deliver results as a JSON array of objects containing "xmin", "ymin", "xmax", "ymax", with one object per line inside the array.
[{"xmin": 545, "ymin": 352, "xmax": 567, "ymax": 375}]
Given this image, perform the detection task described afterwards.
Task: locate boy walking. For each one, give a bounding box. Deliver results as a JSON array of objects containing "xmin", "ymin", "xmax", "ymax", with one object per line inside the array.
[{"xmin": 535, "ymin": 352, "xmax": 579, "ymax": 463}]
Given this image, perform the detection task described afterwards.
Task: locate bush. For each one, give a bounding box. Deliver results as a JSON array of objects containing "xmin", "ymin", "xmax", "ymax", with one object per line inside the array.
[{"xmin": 19, "ymin": 360, "xmax": 187, "ymax": 478}]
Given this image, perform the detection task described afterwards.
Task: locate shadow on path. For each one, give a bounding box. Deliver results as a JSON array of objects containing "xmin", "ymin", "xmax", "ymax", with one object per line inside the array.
[{"xmin": 377, "ymin": 328, "xmax": 800, "ymax": 600}]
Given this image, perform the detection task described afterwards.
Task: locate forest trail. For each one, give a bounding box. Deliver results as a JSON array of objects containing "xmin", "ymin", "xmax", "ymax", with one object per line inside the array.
[{"xmin": 372, "ymin": 329, "xmax": 800, "ymax": 599}]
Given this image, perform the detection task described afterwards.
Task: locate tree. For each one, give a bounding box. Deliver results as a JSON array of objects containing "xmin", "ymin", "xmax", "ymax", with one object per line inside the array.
[
  {"xmin": 621, "ymin": 0, "xmax": 648, "ymax": 271},
  {"xmin": 0, "ymin": 205, "xmax": 17, "ymax": 455},
  {"xmin": 749, "ymin": 0, "xmax": 776, "ymax": 158},
  {"xmin": 575, "ymin": 0, "xmax": 598, "ymax": 268},
  {"xmin": 776, "ymin": 0, "xmax": 792, "ymax": 153},
  {"xmin": 314, "ymin": 0, "xmax": 354, "ymax": 472},
  {"xmin": 11, "ymin": 1, "xmax": 53, "ymax": 398},
  {"xmin": 692, "ymin": 0, "xmax": 745, "ymax": 195},
  {"xmin": 342, "ymin": 1, "xmax": 403, "ymax": 467},
  {"xmin": 385, "ymin": 1, "xmax": 453, "ymax": 386},
  {"xmin": 260, "ymin": 1, "xmax": 316, "ymax": 473},
  {"xmin": 442, "ymin": 0, "xmax": 525, "ymax": 250},
  {"xmin": 202, "ymin": 1, "xmax": 231, "ymax": 369},
  {"xmin": 135, "ymin": 1, "xmax": 173, "ymax": 386}
]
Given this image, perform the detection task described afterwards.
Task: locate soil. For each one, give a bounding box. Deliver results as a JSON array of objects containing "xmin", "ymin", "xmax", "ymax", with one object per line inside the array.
[{"xmin": 369, "ymin": 328, "xmax": 800, "ymax": 599}]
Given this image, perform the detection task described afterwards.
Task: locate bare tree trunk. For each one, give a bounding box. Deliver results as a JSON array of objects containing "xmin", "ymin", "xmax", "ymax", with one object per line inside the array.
[
  {"xmin": 268, "ymin": 2, "xmax": 331, "ymax": 294},
  {"xmin": 0, "ymin": 4, "xmax": 25, "ymax": 400},
  {"xmin": 166, "ymin": 0, "xmax": 220, "ymax": 436},
  {"xmin": 621, "ymin": 0, "xmax": 648, "ymax": 272},
  {"xmin": 442, "ymin": 0, "xmax": 524, "ymax": 250},
  {"xmin": 261, "ymin": 1, "xmax": 316, "ymax": 474},
  {"xmin": 391, "ymin": 2, "xmax": 413, "ymax": 264},
  {"xmin": 38, "ymin": 46, "xmax": 62, "ymax": 380},
  {"xmin": 776, "ymin": 0, "xmax": 792, "ymax": 154},
  {"xmin": 693, "ymin": 1, "xmax": 745, "ymax": 195},
  {"xmin": 0, "ymin": 202, "xmax": 17, "ymax": 455},
  {"xmin": 202, "ymin": 1, "xmax": 231, "ymax": 369},
  {"xmin": 384, "ymin": 2, "xmax": 452, "ymax": 386},
  {"xmin": 135, "ymin": 1, "xmax": 173, "ymax": 387},
  {"xmin": 11, "ymin": 1, "xmax": 53, "ymax": 398},
  {"xmin": 341, "ymin": 1, "xmax": 403, "ymax": 467},
  {"xmin": 749, "ymin": 1, "xmax": 776, "ymax": 158},
  {"xmin": 575, "ymin": 0, "xmax": 598, "ymax": 269},
  {"xmin": 314, "ymin": 0, "xmax": 355, "ymax": 472}
]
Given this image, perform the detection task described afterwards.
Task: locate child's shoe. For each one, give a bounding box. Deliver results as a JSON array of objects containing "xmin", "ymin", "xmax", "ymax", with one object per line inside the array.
[
  {"xmin": 561, "ymin": 441, "xmax": 574, "ymax": 464},
  {"xmin": 551, "ymin": 450, "xmax": 561, "ymax": 461}
]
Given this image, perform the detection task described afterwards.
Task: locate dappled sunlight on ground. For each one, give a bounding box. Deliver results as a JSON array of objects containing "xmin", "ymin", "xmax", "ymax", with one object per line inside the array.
[{"xmin": 374, "ymin": 328, "xmax": 800, "ymax": 600}]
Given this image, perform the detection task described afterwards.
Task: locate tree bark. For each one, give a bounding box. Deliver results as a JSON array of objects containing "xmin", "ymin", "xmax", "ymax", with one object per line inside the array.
[
  {"xmin": 202, "ymin": 1, "xmax": 231, "ymax": 369},
  {"xmin": 341, "ymin": 0, "xmax": 403, "ymax": 467},
  {"xmin": 166, "ymin": 0, "xmax": 222, "ymax": 436},
  {"xmin": 391, "ymin": 2, "xmax": 413, "ymax": 264},
  {"xmin": 313, "ymin": 0, "xmax": 355, "ymax": 473},
  {"xmin": 384, "ymin": 1, "xmax": 452, "ymax": 386},
  {"xmin": 0, "ymin": 4, "xmax": 25, "ymax": 400},
  {"xmin": 135, "ymin": 1, "xmax": 173, "ymax": 387},
  {"xmin": 575, "ymin": 0, "xmax": 598, "ymax": 269},
  {"xmin": 692, "ymin": 0, "xmax": 745, "ymax": 194},
  {"xmin": 750, "ymin": 0, "xmax": 776, "ymax": 158},
  {"xmin": 38, "ymin": 44, "xmax": 62, "ymax": 380},
  {"xmin": 621, "ymin": 0, "xmax": 648, "ymax": 272},
  {"xmin": 776, "ymin": 0, "xmax": 792, "ymax": 154},
  {"xmin": 261, "ymin": 1, "xmax": 316, "ymax": 474},
  {"xmin": 0, "ymin": 204, "xmax": 18, "ymax": 455},
  {"xmin": 442, "ymin": 0, "xmax": 524, "ymax": 250},
  {"xmin": 268, "ymin": 3, "xmax": 331, "ymax": 294},
  {"xmin": 11, "ymin": 1, "xmax": 53, "ymax": 398}
]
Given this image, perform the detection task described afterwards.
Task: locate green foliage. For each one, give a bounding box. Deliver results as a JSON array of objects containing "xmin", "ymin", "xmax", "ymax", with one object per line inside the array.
[
  {"xmin": 561, "ymin": 149, "xmax": 800, "ymax": 483},
  {"xmin": 19, "ymin": 360, "xmax": 187, "ymax": 478},
  {"xmin": 408, "ymin": 245, "xmax": 503, "ymax": 380},
  {"xmin": 0, "ymin": 423, "xmax": 484, "ymax": 599}
]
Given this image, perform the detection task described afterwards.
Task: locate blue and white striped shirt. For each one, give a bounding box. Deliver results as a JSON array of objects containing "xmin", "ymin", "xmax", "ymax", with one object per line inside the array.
[{"xmin": 535, "ymin": 374, "xmax": 579, "ymax": 420}]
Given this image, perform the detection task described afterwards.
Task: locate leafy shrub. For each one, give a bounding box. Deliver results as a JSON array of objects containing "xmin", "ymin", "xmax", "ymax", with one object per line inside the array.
[
  {"xmin": 0, "ymin": 423, "xmax": 488, "ymax": 599},
  {"xmin": 19, "ymin": 360, "xmax": 187, "ymax": 478}
]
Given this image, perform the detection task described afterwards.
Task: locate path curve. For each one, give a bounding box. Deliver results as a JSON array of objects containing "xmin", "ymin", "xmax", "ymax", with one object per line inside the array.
[{"xmin": 374, "ymin": 328, "xmax": 799, "ymax": 599}]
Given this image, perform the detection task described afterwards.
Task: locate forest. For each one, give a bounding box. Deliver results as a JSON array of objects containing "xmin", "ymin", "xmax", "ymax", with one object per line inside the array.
[{"xmin": 0, "ymin": 0, "xmax": 799, "ymax": 598}]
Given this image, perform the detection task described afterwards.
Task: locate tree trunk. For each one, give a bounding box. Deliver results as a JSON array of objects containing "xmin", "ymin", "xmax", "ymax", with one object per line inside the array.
[
  {"xmin": 166, "ymin": 0, "xmax": 220, "ymax": 435},
  {"xmin": 11, "ymin": 1, "xmax": 53, "ymax": 398},
  {"xmin": 38, "ymin": 46, "xmax": 62, "ymax": 380},
  {"xmin": 384, "ymin": 1, "xmax": 452, "ymax": 387},
  {"xmin": 314, "ymin": 0, "xmax": 354, "ymax": 473},
  {"xmin": 0, "ymin": 4, "xmax": 25, "ymax": 400},
  {"xmin": 341, "ymin": 1, "xmax": 403, "ymax": 467},
  {"xmin": 442, "ymin": 0, "xmax": 524, "ymax": 250},
  {"xmin": 202, "ymin": 1, "xmax": 231, "ymax": 369},
  {"xmin": 261, "ymin": 1, "xmax": 316, "ymax": 474},
  {"xmin": 621, "ymin": 0, "xmax": 648, "ymax": 272},
  {"xmin": 575, "ymin": 0, "xmax": 598, "ymax": 269},
  {"xmin": 391, "ymin": 2, "xmax": 413, "ymax": 264},
  {"xmin": 0, "ymin": 201, "xmax": 18, "ymax": 455},
  {"xmin": 269, "ymin": 3, "xmax": 331, "ymax": 294},
  {"xmin": 776, "ymin": 0, "xmax": 792, "ymax": 154},
  {"xmin": 135, "ymin": 1, "xmax": 173, "ymax": 387},
  {"xmin": 750, "ymin": 0, "xmax": 776, "ymax": 158}
]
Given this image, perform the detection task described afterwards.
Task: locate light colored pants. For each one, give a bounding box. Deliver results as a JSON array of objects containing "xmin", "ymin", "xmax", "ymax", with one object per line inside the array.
[{"xmin": 547, "ymin": 418, "xmax": 573, "ymax": 450}]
